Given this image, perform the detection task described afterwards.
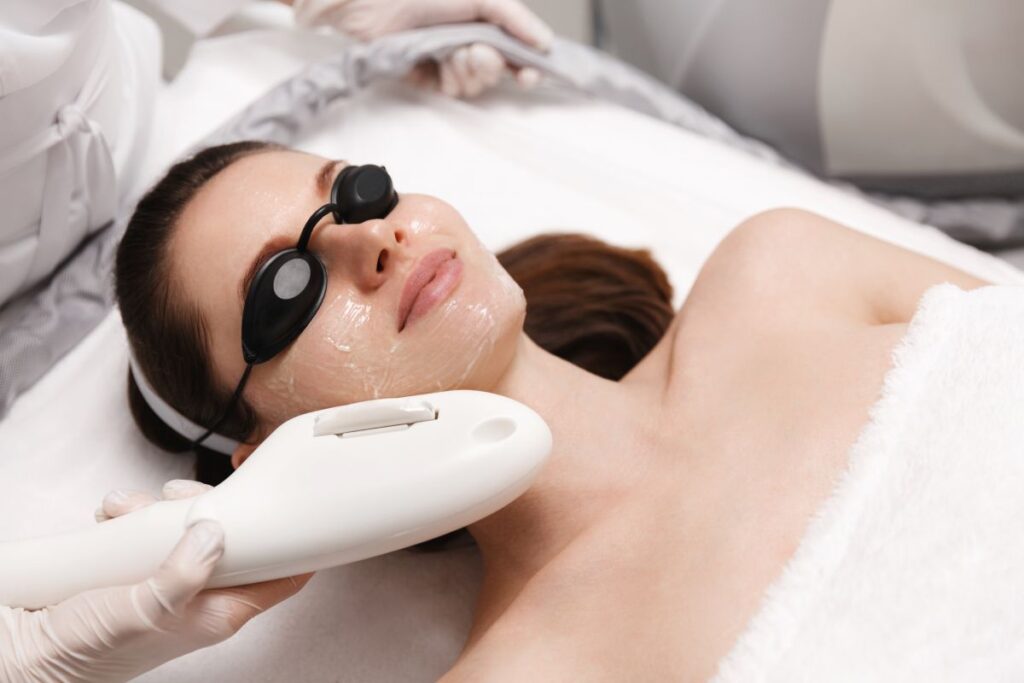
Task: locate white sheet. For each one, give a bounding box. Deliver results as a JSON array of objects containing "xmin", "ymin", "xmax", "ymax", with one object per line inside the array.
[{"xmin": 2, "ymin": 17, "xmax": 1023, "ymax": 683}]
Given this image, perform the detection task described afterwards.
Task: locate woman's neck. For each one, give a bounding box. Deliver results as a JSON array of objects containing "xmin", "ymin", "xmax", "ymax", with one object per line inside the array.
[{"xmin": 465, "ymin": 333, "xmax": 665, "ymax": 641}]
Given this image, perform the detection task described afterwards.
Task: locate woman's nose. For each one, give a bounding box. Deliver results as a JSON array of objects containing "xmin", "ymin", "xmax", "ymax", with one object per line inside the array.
[{"xmin": 317, "ymin": 219, "xmax": 407, "ymax": 292}]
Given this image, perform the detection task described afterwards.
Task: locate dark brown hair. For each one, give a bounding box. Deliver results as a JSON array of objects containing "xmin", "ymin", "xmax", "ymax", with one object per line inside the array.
[
  {"xmin": 116, "ymin": 141, "xmax": 281, "ymax": 485},
  {"xmin": 116, "ymin": 142, "xmax": 675, "ymax": 489},
  {"xmin": 497, "ymin": 234, "xmax": 673, "ymax": 381}
]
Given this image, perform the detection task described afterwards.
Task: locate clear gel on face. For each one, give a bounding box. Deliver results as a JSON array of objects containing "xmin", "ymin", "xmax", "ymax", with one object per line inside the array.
[{"xmin": 248, "ymin": 194, "xmax": 526, "ymax": 430}]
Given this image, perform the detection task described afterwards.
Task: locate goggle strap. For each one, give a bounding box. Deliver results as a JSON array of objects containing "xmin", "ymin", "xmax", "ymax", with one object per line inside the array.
[
  {"xmin": 189, "ymin": 362, "xmax": 254, "ymax": 453},
  {"xmin": 297, "ymin": 204, "xmax": 340, "ymax": 252},
  {"xmin": 128, "ymin": 351, "xmax": 243, "ymax": 455}
]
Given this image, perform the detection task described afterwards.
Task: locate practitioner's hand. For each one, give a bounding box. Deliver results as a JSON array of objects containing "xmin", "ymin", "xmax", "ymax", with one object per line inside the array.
[
  {"xmin": 291, "ymin": 0, "xmax": 553, "ymax": 97},
  {"xmin": 0, "ymin": 482, "xmax": 310, "ymax": 683},
  {"xmin": 96, "ymin": 480, "xmax": 314, "ymax": 643}
]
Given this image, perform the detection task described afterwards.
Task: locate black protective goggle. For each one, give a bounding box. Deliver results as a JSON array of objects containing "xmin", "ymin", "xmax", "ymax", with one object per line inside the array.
[{"xmin": 193, "ymin": 164, "xmax": 398, "ymax": 449}]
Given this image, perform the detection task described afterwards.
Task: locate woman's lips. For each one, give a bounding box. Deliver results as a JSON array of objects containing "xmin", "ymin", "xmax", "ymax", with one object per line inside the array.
[{"xmin": 397, "ymin": 248, "xmax": 463, "ymax": 331}]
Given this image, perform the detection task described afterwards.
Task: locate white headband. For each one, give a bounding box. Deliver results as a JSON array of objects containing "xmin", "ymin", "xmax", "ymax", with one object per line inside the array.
[{"xmin": 127, "ymin": 352, "xmax": 240, "ymax": 455}]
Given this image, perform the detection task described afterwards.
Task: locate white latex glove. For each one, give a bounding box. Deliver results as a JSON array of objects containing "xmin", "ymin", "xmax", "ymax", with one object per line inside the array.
[
  {"xmin": 292, "ymin": 0, "xmax": 553, "ymax": 97},
  {"xmin": 0, "ymin": 481, "xmax": 311, "ymax": 683}
]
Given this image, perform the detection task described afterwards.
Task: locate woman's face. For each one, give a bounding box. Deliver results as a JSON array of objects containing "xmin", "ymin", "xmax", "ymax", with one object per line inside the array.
[{"xmin": 170, "ymin": 149, "xmax": 526, "ymax": 434}]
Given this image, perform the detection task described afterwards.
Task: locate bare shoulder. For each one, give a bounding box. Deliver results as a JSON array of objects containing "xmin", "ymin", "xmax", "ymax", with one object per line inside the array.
[
  {"xmin": 716, "ymin": 206, "xmax": 827, "ymax": 253},
  {"xmin": 699, "ymin": 207, "xmax": 857, "ymax": 293},
  {"xmin": 627, "ymin": 206, "xmax": 987, "ymax": 387},
  {"xmin": 682, "ymin": 207, "xmax": 841, "ymax": 325},
  {"xmin": 690, "ymin": 207, "xmax": 988, "ymax": 326},
  {"xmin": 622, "ymin": 209, "xmax": 833, "ymax": 386}
]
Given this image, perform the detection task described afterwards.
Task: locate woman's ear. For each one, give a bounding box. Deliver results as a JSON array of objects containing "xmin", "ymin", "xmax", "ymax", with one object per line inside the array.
[{"xmin": 231, "ymin": 442, "xmax": 259, "ymax": 470}]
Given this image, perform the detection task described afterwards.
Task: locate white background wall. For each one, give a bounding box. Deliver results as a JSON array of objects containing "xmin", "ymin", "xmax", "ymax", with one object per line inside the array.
[{"xmin": 521, "ymin": 0, "xmax": 593, "ymax": 43}]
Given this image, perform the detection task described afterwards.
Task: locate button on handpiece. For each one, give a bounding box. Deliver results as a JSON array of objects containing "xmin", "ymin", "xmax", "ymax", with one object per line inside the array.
[{"xmin": 313, "ymin": 398, "xmax": 437, "ymax": 437}]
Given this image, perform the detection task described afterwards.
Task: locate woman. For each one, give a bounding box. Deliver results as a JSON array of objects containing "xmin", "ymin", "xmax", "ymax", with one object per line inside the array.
[{"xmin": 114, "ymin": 141, "xmax": 986, "ymax": 680}]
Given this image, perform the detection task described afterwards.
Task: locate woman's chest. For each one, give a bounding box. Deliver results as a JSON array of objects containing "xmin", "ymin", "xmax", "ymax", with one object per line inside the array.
[
  {"xmin": 654, "ymin": 314, "xmax": 910, "ymax": 584},
  {"xmin": 461, "ymin": 474, "xmax": 813, "ymax": 682},
  {"xmin": 459, "ymin": 502, "xmax": 743, "ymax": 681},
  {"xmin": 476, "ymin": 317, "xmax": 912, "ymax": 680},
  {"xmin": 460, "ymin": 314, "xmax": 911, "ymax": 681}
]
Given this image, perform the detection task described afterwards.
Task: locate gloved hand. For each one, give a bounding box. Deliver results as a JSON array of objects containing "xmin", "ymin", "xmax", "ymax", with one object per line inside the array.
[
  {"xmin": 292, "ymin": 0, "xmax": 554, "ymax": 97},
  {"xmin": 0, "ymin": 480, "xmax": 311, "ymax": 683}
]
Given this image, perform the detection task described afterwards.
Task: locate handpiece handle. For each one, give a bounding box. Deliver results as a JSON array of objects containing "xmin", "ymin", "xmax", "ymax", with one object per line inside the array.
[{"xmin": 0, "ymin": 498, "xmax": 194, "ymax": 609}]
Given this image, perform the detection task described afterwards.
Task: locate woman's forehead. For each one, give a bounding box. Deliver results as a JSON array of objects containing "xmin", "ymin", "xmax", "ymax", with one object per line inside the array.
[
  {"xmin": 180, "ymin": 151, "xmax": 328, "ymax": 240},
  {"xmin": 171, "ymin": 150, "xmax": 331, "ymax": 308},
  {"xmin": 204, "ymin": 149, "xmax": 327, "ymax": 200}
]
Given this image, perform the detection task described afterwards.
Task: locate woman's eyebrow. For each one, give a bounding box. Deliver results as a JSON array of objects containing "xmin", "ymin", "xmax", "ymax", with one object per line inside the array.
[
  {"xmin": 239, "ymin": 241, "xmax": 283, "ymax": 305},
  {"xmin": 316, "ymin": 159, "xmax": 343, "ymax": 196}
]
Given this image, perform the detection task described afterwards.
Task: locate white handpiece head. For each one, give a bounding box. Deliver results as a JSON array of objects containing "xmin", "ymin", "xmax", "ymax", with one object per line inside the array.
[
  {"xmin": 0, "ymin": 391, "xmax": 552, "ymax": 608},
  {"xmin": 186, "ymin": 390, "xmax": 552, "ymax": 585}
]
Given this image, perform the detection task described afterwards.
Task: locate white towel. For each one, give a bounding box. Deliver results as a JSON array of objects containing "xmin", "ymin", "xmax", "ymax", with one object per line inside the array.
[{"xmin": 714, "ymin": 284, "xmax": 1024, "ymax": 683}]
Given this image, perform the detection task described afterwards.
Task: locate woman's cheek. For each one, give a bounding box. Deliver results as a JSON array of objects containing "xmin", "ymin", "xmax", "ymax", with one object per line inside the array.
[
  {"xmin": 375, "ymin": 250, "xmax": 525, "ymax": 395},
  {"xmin": 399, "ymin": 195, "xmax": 456, "ymax": 239},
  {"xmin": 309, "ymin": 292, "xmax": 394, "ymax": 400},
  {"xmin": 257, "ymin": 250, "xmax": 525, "ymax": 422},
  {"xmin": 322, "ymin": 296, "xmax": 372, "ymax": 353},
  {"xmin": 256, "ymin": 293, "xmax": 379, "ymax": 419},
  {"xmin": 312, "ymin": 293, "xmax": 473, "ymax": 400},
  {"xmin": 405, "ymin": 212, "xmax": 435, "ymax": 238}
]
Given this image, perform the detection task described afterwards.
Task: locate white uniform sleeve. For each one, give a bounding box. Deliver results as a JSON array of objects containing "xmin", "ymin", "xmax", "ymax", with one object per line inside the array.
[{"xmin": 142, "ymin": 0, "xmax": 255, "ymax": 36}]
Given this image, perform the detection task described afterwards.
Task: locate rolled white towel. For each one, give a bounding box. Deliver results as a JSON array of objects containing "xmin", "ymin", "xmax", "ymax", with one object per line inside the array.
[{"xmin": 714, "ymin": 283, "xmax": 1024, "ymax": 683}]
